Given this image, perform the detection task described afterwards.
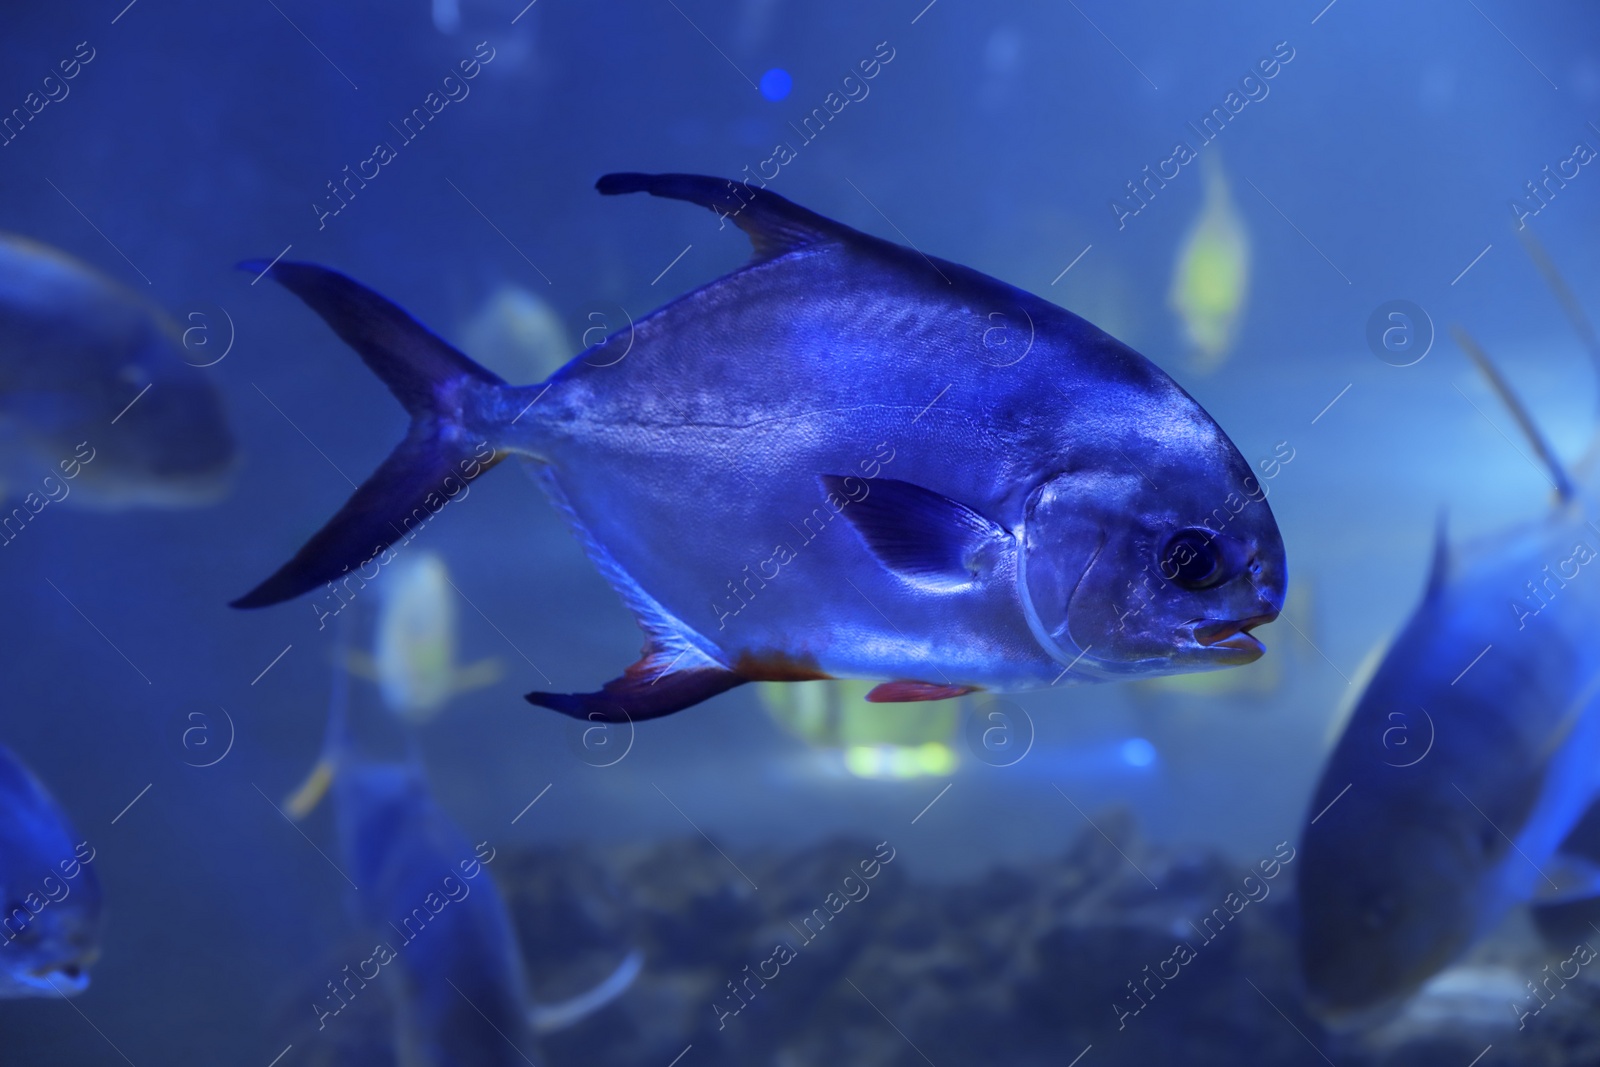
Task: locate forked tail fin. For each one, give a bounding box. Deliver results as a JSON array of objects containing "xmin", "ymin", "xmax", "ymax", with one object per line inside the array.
[
  {"xmin": 231, "ymin": 261, "xmax": 510, "ymax": 609},
  {"xmin": 528, "ymin": 948, "xmax": 645, "ymax": 1034}
]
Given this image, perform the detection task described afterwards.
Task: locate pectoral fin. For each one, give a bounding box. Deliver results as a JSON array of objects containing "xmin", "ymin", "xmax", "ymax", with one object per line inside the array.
[{"xmin": 821, "ymin": 475, "xmax": 1011, "ymax": 587}]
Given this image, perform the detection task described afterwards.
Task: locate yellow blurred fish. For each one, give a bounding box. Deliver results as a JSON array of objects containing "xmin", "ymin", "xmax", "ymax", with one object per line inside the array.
[
  {"xmin": 349, "ymin": 551, "xmax": 502, "ymax": 722},
  {"xmin": 285, "ymin": 551, "xmax": 500, "ymax": 819},
  {"xmin": 459, "ymin": 283, "xmax": 575, "ymax": 384},
  {"xmin": 759, "ymin": 679, "xmax": 960, "ymax": 778},
  {"xmin": 1168, "ymin": 154, "xmax": 1251, "ymax": 373}
]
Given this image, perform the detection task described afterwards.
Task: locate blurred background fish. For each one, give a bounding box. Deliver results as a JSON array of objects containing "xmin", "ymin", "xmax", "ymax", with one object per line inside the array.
[
  {"xmin": 352, "ymin": 551, "xmax": 503, "ymax": 724},
  {"xmin": 758, "ymin": 679, "xmax": 960, "ymax": 779},
  {"xmin": 295, "ymin": 653, "xmax": 639, "ymax": 1065},
  {"xmin": 1168, "ymin": 153, "xmax": 1251, "ymax": 374},
  {"xmin": 0, "ymin": 234, "xmax": 235, "ymax": 508},
  {"xmin": 0, "ymin": 744, "xmax": 101, "ymax": 998},
  {"xmin": 1298, "ymin": 243, "xmax": 1600, "ymax": 1026},
  {"xmin": 457, "ymin": 282, "xmax": 576, "ymax": 385},
  {"xmin": 285, "ymin": 551, "xmax": 501, "ymax": 819},
  {"xmin": 430, "ymin": 0, "xmax": 461, "ymax": 35}
]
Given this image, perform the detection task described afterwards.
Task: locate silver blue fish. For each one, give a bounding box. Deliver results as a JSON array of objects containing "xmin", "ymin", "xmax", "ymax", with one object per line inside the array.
[
  {"xmin": 0, "ymin": 744, "xmax": 102, "ymax": 998},
  {"xmin": 1299, "ymin": 323, "xmax": 1600, "ymax": 1025},
  {"xmin": 232, "ymin": 173, "xmax": 1285, "ymax": 720},
  {"xmin": 311, "ymin": 666, "xmax": 638, "ymax": 1063},
  {"xmin": 0, "ymin": 234, "xmax": 236, "ymax": 508}
]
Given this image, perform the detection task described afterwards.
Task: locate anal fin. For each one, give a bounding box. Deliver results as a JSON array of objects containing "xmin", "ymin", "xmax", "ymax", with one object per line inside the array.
[
  {"xmin": 526, "ymin": 650, "xmax": 744, "ymax": 723},
  {"xmin": 524, "ymin": 462, "xmax": 740, "ymax": 721}
]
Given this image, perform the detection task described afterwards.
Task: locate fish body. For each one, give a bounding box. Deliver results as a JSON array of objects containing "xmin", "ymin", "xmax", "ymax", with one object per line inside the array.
[
  {"xmin": 0, "ymin": 744, "xmax": 102, "ymax": 998},
  {"xmin": 234, "ymin": 173, "xmax": 1284, "ymax": 721},
  {"xmin": 1168, "ymin": 155, "xmax": 1250, "ymax": 372},
  {"xmin": 0, "ymin": 234, "xmax": 235, "ymax": 507},
  {"xmin": 1300, "ymin": 326, "xmax": 1600, "ymax": 1022}
]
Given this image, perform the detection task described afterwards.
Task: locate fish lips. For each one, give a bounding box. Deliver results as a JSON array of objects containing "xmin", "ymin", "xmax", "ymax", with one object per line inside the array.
[
  {"xmin": 14, "ymin": 957, "xmax": 93, "ymax": 997},
  {"xmin": 1186, "ymin": 612, "xmax": 1277, "ymax": 663}
]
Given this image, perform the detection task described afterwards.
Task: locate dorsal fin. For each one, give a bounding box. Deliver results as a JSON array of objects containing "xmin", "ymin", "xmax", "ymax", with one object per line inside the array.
[
  {"xmin": 1518, "ymin": 228, "xmax": 1600, "ymax": 391},
  {"xmin": 1517, "ymin": 228, "xmax": 1600, "ymax": 475},
  {"xmin": 596, "ymin": 172, "xmax": 847, "ymax": 264},
  {"xmin": 1424, "ymin": 509, "xmax": 1450, "ymax": 601},
  {"xmin": 1452, "ymin": 324, "xmax": 1576, "ymax": 503}
]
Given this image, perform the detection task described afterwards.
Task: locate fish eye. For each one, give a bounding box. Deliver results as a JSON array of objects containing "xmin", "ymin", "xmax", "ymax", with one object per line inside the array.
[{"xmin": 1160, "ymin": 529, "xmax": 1226, "ymax": 590}]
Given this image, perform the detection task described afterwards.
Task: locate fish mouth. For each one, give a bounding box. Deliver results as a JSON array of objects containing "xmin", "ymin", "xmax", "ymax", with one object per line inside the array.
[
  {"xmin": 1187, "ymin": 612, "xmax": 1278, "ymax": 661},
  {"xmin": 24, "ymin": 957, "xmax": 94, "ymax": 995}
]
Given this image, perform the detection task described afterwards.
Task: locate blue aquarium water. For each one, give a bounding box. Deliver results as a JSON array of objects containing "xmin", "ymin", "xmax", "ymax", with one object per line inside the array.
[{"xmin": 3, "ymin": 2, "xmax": 1600, "ymax": 1064}]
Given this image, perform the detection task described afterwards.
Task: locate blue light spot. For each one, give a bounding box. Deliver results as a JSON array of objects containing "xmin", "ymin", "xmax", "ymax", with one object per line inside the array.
[
  {"xmin": 1120, "ymin": 737, "xmax": 1157, "ymax": 768},
  {"xmin": 760, "ymin": 68, "xmax": 792, "ymax": 102}
]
